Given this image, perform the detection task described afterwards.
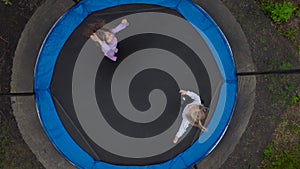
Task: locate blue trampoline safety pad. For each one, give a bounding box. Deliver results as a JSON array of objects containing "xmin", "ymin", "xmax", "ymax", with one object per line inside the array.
[{"xmin": 34, "ymin": 0, "xmax": 237, "ymax": 169}]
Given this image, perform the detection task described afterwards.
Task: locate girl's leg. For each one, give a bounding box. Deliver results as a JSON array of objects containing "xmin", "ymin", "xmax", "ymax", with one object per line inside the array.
[
  {"xmin": 106, "ymin": 55, "xmax": 117, "ymax": 61},
  {"xmin": 114, "ymin": 48, "xmax": 118, "ymax": 53}
]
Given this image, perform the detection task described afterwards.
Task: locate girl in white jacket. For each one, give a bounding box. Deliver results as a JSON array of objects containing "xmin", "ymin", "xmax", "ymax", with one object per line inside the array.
[{"xmin": 173, "ymin": 90, "xmax": 208, "ymax": 144}]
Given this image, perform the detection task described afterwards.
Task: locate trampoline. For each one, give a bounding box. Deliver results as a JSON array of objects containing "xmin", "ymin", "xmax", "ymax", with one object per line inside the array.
[{"xmin": 34, "ymin": 0, "xmax": 237, "ymax": 168}]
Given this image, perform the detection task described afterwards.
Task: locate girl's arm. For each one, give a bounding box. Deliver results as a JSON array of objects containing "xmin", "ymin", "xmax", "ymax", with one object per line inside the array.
[
  {"xmin": 111, "ymin": 19, "xmax": 129, "ymax": 34},
  {"xmin": 174, "ymin": 119, "xmax": 189, "ymax": 143},
  {"xmin": 90, "ymin": 33, "xmax": 104, "ymax": 45},
  {"xmin": 198, "ymin": 120, "xmax": 208, "ymax": 131},
  {"xmin": 186, "ymin": 91, "xmax": 201, "ymax": 105},
  {"xmin": 179, "ymin": 89, "xmax": 201, "ymax": 105}
]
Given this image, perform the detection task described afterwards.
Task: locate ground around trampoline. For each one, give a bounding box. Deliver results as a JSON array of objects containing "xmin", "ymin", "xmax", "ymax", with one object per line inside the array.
[{"xmin": 0, "ymin": 0, "xmax": 299, "ymax": 168}]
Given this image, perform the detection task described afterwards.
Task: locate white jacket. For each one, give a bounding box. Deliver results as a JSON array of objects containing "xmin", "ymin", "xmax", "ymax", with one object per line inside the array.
[{"xmin": 175, "ymin": 91, "xmax": 202, "ymax": 138}]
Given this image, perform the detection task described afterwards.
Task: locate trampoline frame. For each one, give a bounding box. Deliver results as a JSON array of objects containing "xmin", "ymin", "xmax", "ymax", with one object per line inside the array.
[{"xmin": 34, "ymin": 0, "xmax": 237, "ymax": 168}]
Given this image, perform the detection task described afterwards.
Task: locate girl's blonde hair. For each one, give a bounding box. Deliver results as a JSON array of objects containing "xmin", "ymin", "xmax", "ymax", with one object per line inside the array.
[
  {"xmin": 83, "ymin": 19, "xmax": 112, "ymax": 41},
  {"xmin": 186, "ymin": 105, "xmax": 207, "ymax": 131}
]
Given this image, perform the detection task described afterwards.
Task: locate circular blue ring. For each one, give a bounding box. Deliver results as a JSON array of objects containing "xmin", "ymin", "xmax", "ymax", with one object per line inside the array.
[{"xmin": 34, "ymin": 0, "xmax": 237, "ymax": 168}]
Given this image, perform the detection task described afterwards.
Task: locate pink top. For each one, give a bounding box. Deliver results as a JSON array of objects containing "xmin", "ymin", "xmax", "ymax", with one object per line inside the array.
[{"xmin": 97, "ymin": 23, "xmax": 128, "ymax": 56}]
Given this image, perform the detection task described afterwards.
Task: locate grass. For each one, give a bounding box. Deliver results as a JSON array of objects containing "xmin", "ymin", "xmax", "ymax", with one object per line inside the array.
[
  {"xmin": 259, "ymin": 104, "xmax": 300, "ymax": 169},
  {"xmin": 1, "ymin": 0, "xmax": 12, "ymax": 5},
  {"xmin": 260, "ymin": 0, "xmax": 300, "ymax": 166},
  {"xmin": 263, "ymin": 141, "xmax": 277, "ymax": 160},
  {"xmin": 261, "ymin": 93, "xmax": 300, "ymax": 168},
  {"xmin": 261, "ymin": 0, "xmax": 297, "ymax": 22},
  {"xmin": 297, "ymin": 8, "xmax": 300, "ymax": 17},
  {"xmin": 259, "ymin": 37, "xmax": 267, "ymax": 43},
  {"xmin": 290, "ymin": 94, "xmax": 300, "ymax": 105},
  {"xmin": 239, "ymin": 1, "xmax": 248, "ymax": 8},
  {"xmin": 280, "ymin": 28, "xmax": 297, "ymax": 42},
  {"xmin": 266, "ymin": 58, "xmax": 296, "ymax": 107}
]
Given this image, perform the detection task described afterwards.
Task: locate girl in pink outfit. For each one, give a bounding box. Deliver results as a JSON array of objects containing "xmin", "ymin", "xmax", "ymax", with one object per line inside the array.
[{"xmin": 89, "ymin": 19, "xmax": 129, "ymax": 61}]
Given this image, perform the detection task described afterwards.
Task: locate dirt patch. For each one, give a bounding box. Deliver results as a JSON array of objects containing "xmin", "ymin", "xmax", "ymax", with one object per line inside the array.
[
  {"xmin": 221, "ymin": 0, "xmax": 300, "ymax": 168},
  {"xmin": 0, "ymin": 0, "xmax": 45, "ymax": 168},
  {"xmin": 259, "ymin": 91, "xmax": 300, "ymax": 168}
]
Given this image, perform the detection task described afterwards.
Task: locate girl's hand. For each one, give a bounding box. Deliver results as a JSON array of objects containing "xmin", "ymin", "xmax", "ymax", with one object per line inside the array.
[
  {"xmin": 121, "ymin": 19, "xmax": 129, "ymax": 26},
  {"xmin": 90, "ymin": 33, "xmax": 102, "ymax": 44},
  {"xmin": 179, "ymin": 90, "xmax": 187, "ymax": 95},
  {"xmin": 90, "ymin": 33, "xmax": 98, "ymax": 42},
  {"xmin": 173, "ymin": 136, "xmax": 179, "ymax": 144}
]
